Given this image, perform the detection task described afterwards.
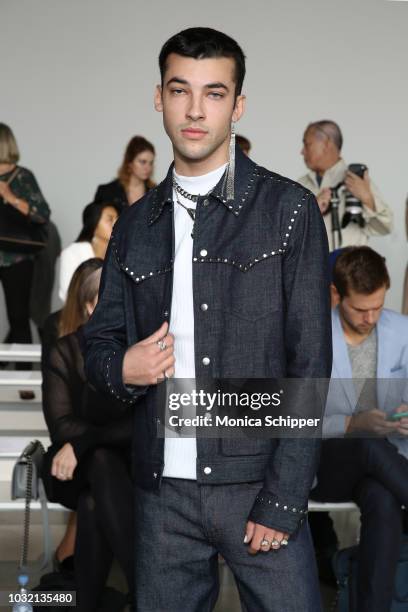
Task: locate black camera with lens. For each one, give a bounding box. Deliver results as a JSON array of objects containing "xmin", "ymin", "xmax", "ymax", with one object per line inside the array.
[{"xmin": 341, "ymin": 163, "xmax": 367, "ymax": 229}]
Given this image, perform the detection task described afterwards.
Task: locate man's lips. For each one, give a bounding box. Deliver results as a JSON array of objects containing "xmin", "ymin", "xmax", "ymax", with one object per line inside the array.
[{"xmin": 181, "ymin": 128, "xmax": 207, "ymax": 139}]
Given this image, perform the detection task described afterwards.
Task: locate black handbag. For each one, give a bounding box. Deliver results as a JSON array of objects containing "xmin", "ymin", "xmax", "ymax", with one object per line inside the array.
[
  {"xmin": 0, "ymin": 167, "xmax": 48, "ymax": 253},
  {"xmin": 11, "ymin": 440, "xmax": 52, "ymax": 571}
]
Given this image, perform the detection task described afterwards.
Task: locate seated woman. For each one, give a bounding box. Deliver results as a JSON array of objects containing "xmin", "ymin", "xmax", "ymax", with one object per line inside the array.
[
  {"xmin": 94, "ymin": 135, "xmax": 155, "ymax": 210},
  {"xmin": 58, "ymin": 201, "xmax": 118, "ymax": 301},
  {"xmin": 42, "ymin": 258, "xmax": 134, "ymax": 612}
]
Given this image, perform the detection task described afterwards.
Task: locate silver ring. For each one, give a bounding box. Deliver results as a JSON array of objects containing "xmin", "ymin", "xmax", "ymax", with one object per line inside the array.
[
  {"xmin": 281, "ymin": 539, "xmax": 289, "ymax": 547},
  {"xmin": 157, "ymin": 339, "xmax": 167, "ymax": 351},
  {"xmin": 260, "ymin": 539, "xmax": 270, "ymax": 548},
  {"xmin": 271, "ymin": 539, "xmax": 281, "ymax": 549}
]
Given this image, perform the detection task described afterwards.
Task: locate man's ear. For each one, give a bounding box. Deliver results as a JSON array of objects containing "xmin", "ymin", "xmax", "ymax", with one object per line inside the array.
[
  {"xmin": 154, "ymin": 85, "xmax": 163, "ymax": 112},
  {"xmin": 232, "ymin": 94, "xmax": 246, "ymax": 123},
  {"xmin": 331, "ymin": 283, "xmax": 340, "ymax": 308}
]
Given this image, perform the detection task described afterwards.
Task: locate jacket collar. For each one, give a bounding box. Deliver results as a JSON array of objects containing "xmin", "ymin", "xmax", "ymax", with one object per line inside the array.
[
  {"xmin": 306, "ymin": 158, "xmax": 347, "ymax": 191},
  {"xmin": 148, "ymin": 146, "xmax": 259, "ymax": 225}
]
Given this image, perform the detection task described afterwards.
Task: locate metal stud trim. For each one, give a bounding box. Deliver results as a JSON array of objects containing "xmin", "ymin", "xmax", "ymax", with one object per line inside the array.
[
  {"xmin": 192, "ymin": 248, "xmax": 285, "ymax": 272},
  {"xmin": 104, "ymin": 351, "xmax": 136, "ymax": 405},
  {"xmin": 112, "ymin": 242, "xmax": 173, "ymax": 285},
  {"xmin": 255, "ymin": 494, "xmax": 308, "ymax": 516}
]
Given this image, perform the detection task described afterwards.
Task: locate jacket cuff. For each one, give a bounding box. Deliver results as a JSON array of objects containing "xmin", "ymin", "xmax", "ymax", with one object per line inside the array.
[
  {"xmin": 248, "ymin": 488, "xmax": 308, "ymax": 535},
  {"xmin": 322, "ymin": 414, "xmax": 347, "ymax": 438},
  {"xmin": 104, "ymin": 347, "xmax": 147, "ymax": 404}
]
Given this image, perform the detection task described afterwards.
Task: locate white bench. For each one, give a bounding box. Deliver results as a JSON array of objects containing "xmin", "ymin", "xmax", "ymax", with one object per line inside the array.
[
  {"xmin": 0, "ymin": 370, "xmax": 41, "ymax": 386},
  {"xmin": 308, "ymin": 501, "xmax": 358, "ymax": 512},
  {"xmin": 0, "ymin": 343, "xmax": 41, "ymax": 363}
]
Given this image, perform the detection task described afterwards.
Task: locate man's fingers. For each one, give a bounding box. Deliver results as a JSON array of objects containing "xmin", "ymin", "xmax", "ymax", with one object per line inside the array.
[
  {"xmin": 248, "ymin": 525, "xmax": 265, "ymax": 554},
  {"xmin": 244, "ymin": 521, "xmax": 255, "ymax": 545},
  {"xmin": 155, "ymin": 354, "xmax": 176, "ymax": 378},
  {"xmin": 140, "ymin": 321, "xmax": 169, "ymax": 345}
]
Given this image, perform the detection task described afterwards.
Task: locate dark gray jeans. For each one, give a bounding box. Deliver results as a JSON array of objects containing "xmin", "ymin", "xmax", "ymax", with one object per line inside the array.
[{"xmin": 134, "ymin": 479, "xmax": 321, "ymax": 611}]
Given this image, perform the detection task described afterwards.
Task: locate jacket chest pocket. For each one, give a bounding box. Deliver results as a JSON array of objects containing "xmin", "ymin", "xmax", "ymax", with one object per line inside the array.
[
  {"xmin": 206, "ymin": 253, "xmax": 283, "ymax": 322},
  {"xmin": 118, "ymin": 256, "xmax": 174, "ymax": 338}
]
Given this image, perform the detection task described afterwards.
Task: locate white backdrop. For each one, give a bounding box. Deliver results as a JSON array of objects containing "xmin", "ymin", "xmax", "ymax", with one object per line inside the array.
[{"xmin": 1, "ymin": 0, "xmax": 407, "ymax": 337}]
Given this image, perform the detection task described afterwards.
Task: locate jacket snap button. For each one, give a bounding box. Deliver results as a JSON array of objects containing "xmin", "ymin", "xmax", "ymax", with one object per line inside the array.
[
  {"xmin": 204, "ymin": 466, "xmax": 212, "ymax": 475},
  {"xmin": 202, "ymin": 357, "xmax": 210, "ymax": 366},
  {"xmin": 203, "ymin": 199, "xmax": 210, "ymax": 207},
  {"xmin": 200, "ymin": 249, "xmax": 208, "ymax": 257},
  {"xmin": 200, "ymin": 303, "xmax": 208, "ymax": 312}
]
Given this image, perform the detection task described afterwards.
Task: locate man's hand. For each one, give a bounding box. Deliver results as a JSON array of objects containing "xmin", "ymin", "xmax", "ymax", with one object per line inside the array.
[
  {"xmin": 347, "ymin": 409, "xmax": 399, "ymax": 436},
  {"xmin": 344, "ymin": 169, "xmax": 375, "ymax": 210},
  {"xmin": 244, "ymin": 520, "xmax": 289, "ymax": 554},
  {"xmin": 394, "ymin": 404, "xmax": 408, "ymax": 436},
  {"xmin": 122, "ymin": 321, "xmax": 175, "ymax": 386},
  {"xmin": 316, "ymin": 188, "xmax": 332, "ymax": 214},
  {"xmin": 51, "ymin": 443, "xmax": 77, "ymax": 481}
]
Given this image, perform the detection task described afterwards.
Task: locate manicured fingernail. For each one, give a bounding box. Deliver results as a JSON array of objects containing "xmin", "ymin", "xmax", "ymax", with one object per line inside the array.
[{"xmin": 243, "ymin": 534, "xmax": 248, "ymax": 544}]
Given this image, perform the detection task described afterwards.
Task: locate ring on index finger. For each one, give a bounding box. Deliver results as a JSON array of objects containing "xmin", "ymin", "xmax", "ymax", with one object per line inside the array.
[{"xmin": 157, "ymin": 339, "xmax": 167, "ymax": 351}]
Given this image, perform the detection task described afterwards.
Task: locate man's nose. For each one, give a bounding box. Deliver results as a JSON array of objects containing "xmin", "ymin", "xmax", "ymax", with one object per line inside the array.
[
  {"xmin": 365, "ymin": 311, "xmax": 375, "ymax": 325},
  {"xmin": 187, "ymin": 94, "xmax": 205, "ymax": 121}
]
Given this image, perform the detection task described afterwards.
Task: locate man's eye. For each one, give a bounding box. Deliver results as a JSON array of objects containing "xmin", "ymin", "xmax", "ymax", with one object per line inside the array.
[
  {"xmin": 171, "ymin": 88, "xmax": 185, "ymax": 95},
  {"xmin": 209, "ymin": 92, "xmax": 223, "ymax": 99}
]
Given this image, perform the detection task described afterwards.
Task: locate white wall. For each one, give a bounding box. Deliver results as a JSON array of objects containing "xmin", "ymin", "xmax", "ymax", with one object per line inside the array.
[{"xmin": 1, "ymin": 0, "xmax": 407, "ymax": 336}]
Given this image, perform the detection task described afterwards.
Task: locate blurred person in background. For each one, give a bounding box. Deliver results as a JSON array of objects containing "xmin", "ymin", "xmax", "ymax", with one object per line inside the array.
[
  {"xmin": 42, "ymin": 257, "xmax": 134, "ymax": 612},
  {"xmin": 0, "ymin": 123, "xmax": 50, "ymax": 357},
  {"xmin": 94, "ymin": 135, "xmax": 155, "ymax": 210},
  {"xmin": 236, "ymin": 134, "xmax": 251, "ymax": 156},
  {"xmin": 58, "ymin": 201, "xmax": 118, "ymax": 302},
  {"xmin": 298, "ymin": 120, "xmax": 392, "ymax": 251}
]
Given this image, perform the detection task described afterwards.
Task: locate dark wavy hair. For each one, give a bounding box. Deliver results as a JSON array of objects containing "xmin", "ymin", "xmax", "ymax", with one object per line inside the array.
[
  {"xmin": 76, "ymin": 201, "xmax": 119, "ymax": 243},
  {"xmin": 159, "ymin": 27, "xmax": 246, "ymax": 98}
]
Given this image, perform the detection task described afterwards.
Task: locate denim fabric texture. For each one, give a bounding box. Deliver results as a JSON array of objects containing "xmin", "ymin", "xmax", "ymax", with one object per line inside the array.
[
  {"xmin": 134, "ymin": 478, "xmax": 322, "ymax": 612},
  {"xmin": 83, "ymin": 146, "xmax": 332, "ymax": 535}
]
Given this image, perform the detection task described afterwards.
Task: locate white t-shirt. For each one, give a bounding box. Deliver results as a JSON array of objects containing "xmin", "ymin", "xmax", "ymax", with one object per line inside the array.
[
  {"xmin": 163, "ymin": 163, "xmax": 227, "ymax": 480},
  {"xmin": 58, "ymin": 241, "xmax": 94, "ymax": 302}
]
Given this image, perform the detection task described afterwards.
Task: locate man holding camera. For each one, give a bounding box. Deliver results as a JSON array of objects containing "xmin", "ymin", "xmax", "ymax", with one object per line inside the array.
[{"xmin": 299, "ymin": 120, "xmax": 392, "ymax": 250}]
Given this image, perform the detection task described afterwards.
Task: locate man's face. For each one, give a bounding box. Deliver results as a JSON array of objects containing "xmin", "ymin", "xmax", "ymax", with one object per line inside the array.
[
  {"xmin": 155, "ymin": 53, "xmax": 245, "ymax": 166},
  {"xmin": 338, "ymin": 286, "xmax": 387, "ymax": 336},
  {"xmin": 301, "ymin": 128, "xmax": 329, "ymax": 173}
]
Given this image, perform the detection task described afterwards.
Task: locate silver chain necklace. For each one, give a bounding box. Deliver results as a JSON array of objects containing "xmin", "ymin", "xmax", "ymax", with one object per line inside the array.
[
  {"xmin": 172, "ymin": 177, "xmax": 198, "ymax": 237},
  {"xmin": 172, "ymin": 177, "xmax": 199, "ymax": 203}
]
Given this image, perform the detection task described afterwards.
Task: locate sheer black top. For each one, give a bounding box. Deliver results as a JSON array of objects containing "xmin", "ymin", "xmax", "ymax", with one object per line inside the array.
[{"xmin": 42, "ymin": 330, "xmax": 133, "ymax": 461}]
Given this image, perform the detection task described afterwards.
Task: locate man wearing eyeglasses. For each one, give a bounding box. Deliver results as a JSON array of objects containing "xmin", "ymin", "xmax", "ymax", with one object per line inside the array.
[{"xmin": 299, "ymin": 120, "xmax": 392, "ymax": 251}]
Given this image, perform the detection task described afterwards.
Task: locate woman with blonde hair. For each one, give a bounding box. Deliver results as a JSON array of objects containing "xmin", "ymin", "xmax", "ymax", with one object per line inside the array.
[
  {"xmin": 42, "ymin": 258, "xmax": 134, "ymax": 611},
  {"xmin": 0, "ymin": 123, "xmax": 50, "ymax": 352},
  {"xmin": 94, "ymin": 135, "xmax": 155, "ymax": 210}
]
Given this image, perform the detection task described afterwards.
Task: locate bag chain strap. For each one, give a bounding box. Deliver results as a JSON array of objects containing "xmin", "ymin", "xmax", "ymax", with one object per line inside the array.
[{"xmin": 19, "ymin": 455, "xmax": 33, "ymax": 570}]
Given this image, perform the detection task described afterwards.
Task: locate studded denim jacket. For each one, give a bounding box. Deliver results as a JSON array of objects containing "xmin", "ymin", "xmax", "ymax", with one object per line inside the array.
[{"xmin": 83, "ymin": 147, "xmax": 332, "ymax": 535}]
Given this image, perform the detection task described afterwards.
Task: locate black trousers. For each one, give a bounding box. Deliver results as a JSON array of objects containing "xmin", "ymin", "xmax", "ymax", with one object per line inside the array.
[
  {"xmin": 0, "ymin": 259, "xmax": 33, "ymax": 368},
  {"xmin": 311, "ymin": 438, "xmax": 408, "ymax": 612},
  {"xmin": 43, "ymin": 446, "xmax": 134, "ymax": 612}
]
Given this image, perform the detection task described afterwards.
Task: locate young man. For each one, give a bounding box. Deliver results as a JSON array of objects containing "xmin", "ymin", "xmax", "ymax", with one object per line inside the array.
[
  {"xmin": 298, "ymin": 120, "xmax": 392, "ymax": 250},
  {"xmin": 83, "ymin": 28, "xmax": 331, "ymax": 611},
  {"xmin": 312, "ymin": 246, "xmax": 408, "ymax": 612}
]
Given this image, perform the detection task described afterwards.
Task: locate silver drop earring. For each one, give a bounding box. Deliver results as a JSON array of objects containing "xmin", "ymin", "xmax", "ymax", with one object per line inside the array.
[{"xmin": 226, "ymin": 123, "xmax": 235, "ymax": 202}]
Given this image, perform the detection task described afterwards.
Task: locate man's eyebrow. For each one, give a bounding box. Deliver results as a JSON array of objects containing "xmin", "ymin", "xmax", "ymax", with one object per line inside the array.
[
  {"xmin": 166, "ymin": 77, "xmax": 189, "ymax": 86},
  {"xmin": 205, "ymin": 82, "xmax": 229, "ymax": 91},
  {"xmin": 165, "ymin": 77, "xmax": 229, "ymax": 91}
]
